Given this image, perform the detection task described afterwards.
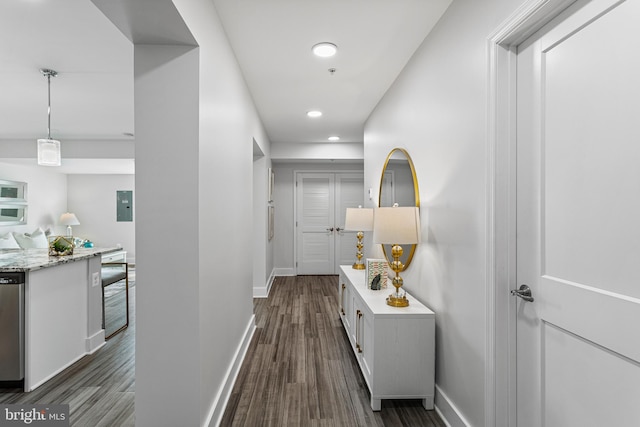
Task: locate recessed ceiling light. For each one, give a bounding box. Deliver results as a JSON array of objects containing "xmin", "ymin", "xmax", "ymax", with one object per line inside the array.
[
  {"xmin": 328, "ymin": 136, "xmax": 340, "ymax": 141},
  {"xmin": 312, "ymin": 42, "xmax": 337, "ymax": 58},
  {"xmin": 307, "ymin": 110, "xmax": 322, "ymax": 118}
]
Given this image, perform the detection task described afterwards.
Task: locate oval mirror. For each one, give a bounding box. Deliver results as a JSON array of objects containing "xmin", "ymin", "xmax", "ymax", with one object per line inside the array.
[{"xmin": 378, "ymin": 148, "xmax": 419, "ymax": 270}]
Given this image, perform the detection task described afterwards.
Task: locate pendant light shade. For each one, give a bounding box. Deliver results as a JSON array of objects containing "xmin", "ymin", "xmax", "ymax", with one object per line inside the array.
[
  {"xmin": 37, "ymin": 68, "xmax": 61, "ymax": 167},
  {"xmin": 37, "ymin": 138, "xmax": 61, "ymax": 166}
]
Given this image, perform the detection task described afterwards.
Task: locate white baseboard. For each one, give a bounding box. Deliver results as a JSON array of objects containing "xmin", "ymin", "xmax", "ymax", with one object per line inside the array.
[
  {"xmin": 253, "ymin": 270, "xmax": 276, "ymax": 298},
  {"xmin": 273, "ymin": 267, "xmax": 295, "ymax": 276},
  {"xmin": 27, "ymin": 352, "xmax": 87, "ymax": 392},
  {"xmin": 435, "ymin": 385, "xmax": 471, "ymax": 427},
  {"xmin": 204, "ymin": 314, "xmax": 256, "ymax": 427},
  {"xmin": 85, "ymin": 330, "xmax": 106, "ymax": 354}
]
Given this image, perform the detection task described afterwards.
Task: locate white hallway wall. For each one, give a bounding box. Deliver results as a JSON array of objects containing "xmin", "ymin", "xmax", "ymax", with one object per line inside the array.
[
  {"xmin": 67, "ymin": 174, "xmax": 135, "ymax": 263},
  {"xmin": 365, "ymin": 0, "xmax": 527, "ymax": 425},
  {"xmin": 95, "ymin": 0, "xmax": 272, "ymax": 425}
]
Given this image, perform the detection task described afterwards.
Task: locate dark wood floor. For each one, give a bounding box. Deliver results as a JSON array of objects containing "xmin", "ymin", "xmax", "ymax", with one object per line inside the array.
[
  {"xmin": 220, "ymin": 275, "xmax": 445, "ymax": 427},
  {"xmin": 1, "ymin": 273, "xmax": 444, "ymax": 427}
]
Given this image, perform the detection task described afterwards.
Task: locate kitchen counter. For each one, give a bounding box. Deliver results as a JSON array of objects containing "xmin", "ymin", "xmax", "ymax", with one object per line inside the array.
[
  {"xmin": 0, "ymin": 246, "xmax": 121, "ymax": 391},
  {"xmin": 0, "ymin": 247, "xmax": 120, "ymax": 272}
]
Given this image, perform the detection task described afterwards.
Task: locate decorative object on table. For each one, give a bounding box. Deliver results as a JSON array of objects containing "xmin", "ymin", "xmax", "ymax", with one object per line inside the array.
[
  {"xmin": 48, "ymin": 235, "xmax": 74, "ymax": 256},
  {"xmin": 344, "ymin": 206, "xmax": 374, "ymax": 270},
  {"xmin": 366, "ymin": 258, "xmax": 388, "ymax": 290},
  {"xmin": 37, "ymin": 68, "xmax": 62, "ymax": 167},
  {"xmin": 373, "ymin": 204, "xmax": 421, "ymax": 307},
  {"xmin": 59, "ymin": 212, "xmax": 80, "ymax": 237},
  {"xmin": 366, "ymin": 258, "xmax": 388, "ymax": 289},
  {"xmin": 83, "ymin": 240, "xmax": 94, "ymax": 248}
]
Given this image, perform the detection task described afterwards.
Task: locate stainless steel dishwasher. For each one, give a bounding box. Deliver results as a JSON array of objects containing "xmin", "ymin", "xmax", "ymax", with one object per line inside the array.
[{"xmin": 0, "ymin": 271, "xmax": 25, "ymax": 385}]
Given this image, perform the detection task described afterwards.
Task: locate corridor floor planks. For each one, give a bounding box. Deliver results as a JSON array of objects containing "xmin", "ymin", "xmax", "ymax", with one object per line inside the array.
[{"xmin": 220, "ymin": 275, "xmax": 445, "ymax": 427}]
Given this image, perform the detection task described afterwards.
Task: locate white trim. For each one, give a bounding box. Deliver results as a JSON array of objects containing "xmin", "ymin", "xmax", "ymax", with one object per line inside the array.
[
  {"xmin": 204, "ymin": 314, "xmax": 256, "ymax": 427},
  {"xmin": 273, "ymin": 267, "xmax": 295, "ymax": 276},
  {"xmin": 486, "ymin": 0, "xmax": 578, "ymax": 426},
  {"xmin": 253, "ymin": 269, "xmax": 277, "ymax": 298},
  {"xmin": 435, "ymin": 385, "xmax": 471, "ymax": 427},
  {"xmin": 27, "ymin": 353, "xmax": 87, "ymax": 392},
  {"xmin": 85, "ymin": 330, "xmax": 106, "ymax": 354}
]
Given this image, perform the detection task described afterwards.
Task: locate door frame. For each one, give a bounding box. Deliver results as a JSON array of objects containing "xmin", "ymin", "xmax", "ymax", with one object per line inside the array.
[
  {"xmin": 293, "ymin": 169, "xmax": 363, "ymax": 275},
  {"xmin": 486, "ymin": 0, "xmax": 577, "ymax": 425}
]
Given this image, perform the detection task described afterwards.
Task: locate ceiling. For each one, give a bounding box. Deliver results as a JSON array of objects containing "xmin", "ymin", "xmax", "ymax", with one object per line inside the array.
[
  {"xmin": 0, "ymin": 0, "xmax": 451, "ymax": 172},
  {"xmin": 212, "ymin": 0, "xmax": 451, "ymax": 144}
]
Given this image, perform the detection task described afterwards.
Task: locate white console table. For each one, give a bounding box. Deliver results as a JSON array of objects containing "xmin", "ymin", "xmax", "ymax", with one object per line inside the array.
[{"xmin": 338, "ymin": 265, "xmax": 435, "ymax": 411}]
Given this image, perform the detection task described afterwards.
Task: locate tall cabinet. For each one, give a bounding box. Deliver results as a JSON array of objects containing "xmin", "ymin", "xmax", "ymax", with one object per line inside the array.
[{"xmin": 338, "ymin": 265, "xmax": 435, "ymax": 411}]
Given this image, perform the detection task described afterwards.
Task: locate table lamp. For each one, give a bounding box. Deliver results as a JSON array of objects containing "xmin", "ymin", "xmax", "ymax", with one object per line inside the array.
[
  {"xmin": 373, "ymin": 205, "xmax": 420, "ymax": 307},
  {"xmin": 59, "ymin": 212, "xmax": 80, "ymax": 237},
  {"xmin": 344, "ymin": 206, "xmax": 374, "ymax": 270}
]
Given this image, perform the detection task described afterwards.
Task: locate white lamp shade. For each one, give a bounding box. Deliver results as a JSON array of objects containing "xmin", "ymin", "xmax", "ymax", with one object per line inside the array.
[
  {"xmin": 59, "ymin": 212, "xmax": 80, "ymax": 226},
  {"xmin": 344, "ymin": 207, "xmax": 374, "ymax": 231},
  {"xmin": 373, "ymin": 206, "xmax": 421, "ymax": 244},
  {"xmin": 37, "ymin": 138, "xmax": 61, "ymax": 166}
]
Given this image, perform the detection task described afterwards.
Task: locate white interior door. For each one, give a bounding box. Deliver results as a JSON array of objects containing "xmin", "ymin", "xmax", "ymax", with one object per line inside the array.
[
  {"xmin": 296, "ymin": 172, "xmax": 363, "ymax": 274},
  {"xmin": 297, "ymin": 173, "xmax": 335, "ymax": 274},
  {"xmin": 515, "ymin": 1, "xmax": 640, "ymax": 426}
]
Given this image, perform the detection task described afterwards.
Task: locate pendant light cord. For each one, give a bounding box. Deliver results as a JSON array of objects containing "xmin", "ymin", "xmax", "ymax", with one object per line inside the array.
[
  {"xmin": 47, "ymin": 72, "xmax": 51, "ymax": 139},
  {"xmin": 40, "ymin": 68, "xmax": 57, "ymax": 140}
]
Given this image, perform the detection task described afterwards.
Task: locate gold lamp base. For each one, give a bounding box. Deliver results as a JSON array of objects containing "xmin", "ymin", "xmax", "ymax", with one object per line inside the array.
[
  {"xmin": 386, "ymin": 294, "xmax": 409, "ymax": 307},
  {"xmin": 386, "ymin": 243, "xmax": 409, "ymax": 307},
  {"xmin": 352, "ymin": 231, "xmax": 365, "ymax": 270}
]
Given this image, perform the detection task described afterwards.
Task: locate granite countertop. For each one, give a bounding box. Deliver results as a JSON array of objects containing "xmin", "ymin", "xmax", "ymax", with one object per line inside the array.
[{"xmin": 0, "ymin": 247, "xmax": 121, "ymax": 272}]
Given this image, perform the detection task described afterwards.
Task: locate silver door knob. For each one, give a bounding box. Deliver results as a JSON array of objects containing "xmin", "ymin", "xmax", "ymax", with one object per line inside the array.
[{"xmin": 511, "ymin": 284, "xmax": 534, "ymax": 302}]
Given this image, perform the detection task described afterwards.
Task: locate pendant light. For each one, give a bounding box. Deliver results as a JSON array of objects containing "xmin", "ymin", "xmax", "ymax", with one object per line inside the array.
[{"xmin": 37, "ymin": 68, "xmax": 61, "ymax": 166}]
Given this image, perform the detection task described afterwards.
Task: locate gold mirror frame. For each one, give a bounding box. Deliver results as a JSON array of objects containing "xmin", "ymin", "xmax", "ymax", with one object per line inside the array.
[{"xmin": 378, "ymin": 148, "xmax": 420, "ymax": 271}]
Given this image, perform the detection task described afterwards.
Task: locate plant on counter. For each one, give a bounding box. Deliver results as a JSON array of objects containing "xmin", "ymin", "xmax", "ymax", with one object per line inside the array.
[{"xmin": 48, "ymin": 236, "xmax": 74, "ymax": 256}]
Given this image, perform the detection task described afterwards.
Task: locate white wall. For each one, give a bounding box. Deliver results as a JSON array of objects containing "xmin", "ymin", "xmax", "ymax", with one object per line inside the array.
[
  {"xmin": 174, "ymin": 3, "xmax": 271, "ymax": 424},
  {"xmin": 272, "ymin": 161, "xmax": 364, "ymax": 272},
  {"xmin": 0, "ymin": 161, "xmax": 67, "ymax": 235},
  {"xmin": 67, "ymin": 174, "xmax": 135, "ymax": 262},
  {"xmin": 135, "ymin": 43, "xmax": 201, "ymax": 427},
  {"xmin": 115, "ymin": 0, "xmax": 271, "ymax": 425},
  {"xmin": 271, "ymin": 142, "xmax": 363, "ymax": 161},
  {"xmin": 364, "ymin": 0, "xmax": 526, "ymax": 425}
]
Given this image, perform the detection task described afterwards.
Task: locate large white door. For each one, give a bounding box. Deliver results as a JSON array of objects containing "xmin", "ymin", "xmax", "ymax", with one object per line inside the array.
[
  {"xmin": 296, "ymin": 172, "xmax": 363, "ymax": 274},
  {"xmin": 515, "ymin": 1, "xmax": 640, "ymax": 426}
]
